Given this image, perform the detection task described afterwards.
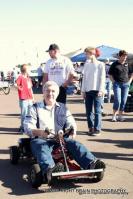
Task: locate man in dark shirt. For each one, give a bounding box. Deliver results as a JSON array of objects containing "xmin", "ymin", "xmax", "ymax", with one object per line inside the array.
[{"xmin": 109, "ymin": 50, "xmax": 133, "ymax": 122}]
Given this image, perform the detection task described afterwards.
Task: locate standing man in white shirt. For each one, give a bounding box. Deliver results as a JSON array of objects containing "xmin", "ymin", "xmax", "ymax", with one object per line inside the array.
[
  {"xmin": 82, "ymin": 47, "xmax": 105, "ymax": 136},
  {"xmin": 43, "ymin": 44, "xmax": 75, "ymax": 103}
]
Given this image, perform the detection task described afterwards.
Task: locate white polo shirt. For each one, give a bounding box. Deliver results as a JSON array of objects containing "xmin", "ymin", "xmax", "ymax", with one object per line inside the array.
[{"xmin": 43, "ymin": 55, "xmax": 74, "ymax": 86}]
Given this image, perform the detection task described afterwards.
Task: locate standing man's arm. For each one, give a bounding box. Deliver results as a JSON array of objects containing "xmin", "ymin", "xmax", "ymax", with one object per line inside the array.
[{"xmin": 63, "ymin": 58, "xmax": 75, "ymax": 87}]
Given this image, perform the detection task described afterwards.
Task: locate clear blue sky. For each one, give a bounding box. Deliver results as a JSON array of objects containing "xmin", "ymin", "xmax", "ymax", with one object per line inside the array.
[{"xmin": 0, "ymin": 0, "xmax": 133, "ymax": 66}]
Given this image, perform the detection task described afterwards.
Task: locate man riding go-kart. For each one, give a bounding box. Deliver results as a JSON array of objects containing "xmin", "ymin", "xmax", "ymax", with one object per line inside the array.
[{"xmin": 23, "ymin": 81, "xmax": 106, "ymax": 187}]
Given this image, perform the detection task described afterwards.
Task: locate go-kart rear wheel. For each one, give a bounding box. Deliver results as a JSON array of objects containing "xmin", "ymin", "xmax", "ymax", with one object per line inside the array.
[
  {"xmin": 30, "ymin": 164, "xmax": 43, "ymax": 188},
  {"xmin": 93, "ymin": 170, "xmax": 104, "ymax": 182},
  {"xmin": 10, "ymin": 146, "xmax": 20, "ymax": 164}
]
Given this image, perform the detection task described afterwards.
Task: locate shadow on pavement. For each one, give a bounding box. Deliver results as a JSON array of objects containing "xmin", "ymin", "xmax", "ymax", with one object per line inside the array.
[
  {"xmin": 0, "ymin": 149, "xmax": 9, "ymax": 154},
  {"xmin": 124, "ymin": 117, "xmax": 133, "ymax": 122},
  {"xmin": 74, "ymin": 118, "xmax": 87, "ymax": 121},
  {"xmin": 0, "ymin": 114, "xmax": 20, "ymax": 117},
  {"xmin": 0, "ymin": 159, "xmax": 95, "ymax": 196},
  {"xmin": 0, "ymin": 127, "xmax": 19, "ymax": 133},
  {"xmin": 103, "ymin": 118, "xmax": 133, "ymax": 122},
  {"xmin": 0, "ymin": 159, "xmax": 44, "ymax": 195},
  {"xmin": 67, "ymin": 99, "xmax": 84, "ymax": 104},
  {"xmin": 92, "ymin": 151, "xmax": 133, "ymax": 162},
  {"xmin": 73, "ymin": 113, "xmax": 87, "ymax": 121},
  {"xmin": 77, "ymin": 131, "xmax": 88, "ymax": 136},
  {"xmin": 102, "ymin": 128, "xmax": 133, "ymax": 133},
  {"xmin": 88, "ymin": 138, "xmax": 133, "ymax": 150},
  {"xmin": 73, "ymin": 113, "xmax": 86, "ymax": 117}
]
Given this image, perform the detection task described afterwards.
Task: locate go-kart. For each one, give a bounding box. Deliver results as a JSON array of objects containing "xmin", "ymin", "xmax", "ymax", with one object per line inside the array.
[{"xmin": 9, "ymin": 127, "xmax": 105, "ymax": 188}]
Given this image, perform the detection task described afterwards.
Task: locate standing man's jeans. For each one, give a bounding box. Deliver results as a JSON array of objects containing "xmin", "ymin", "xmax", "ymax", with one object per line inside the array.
[
  {"xmin": 31, "ymin": 138, "xmax": 96, "ymax": 175},
  {"xmin": 85, "ymin": 91, "xmax": 103, "ymax": 131},
  {"xmin": 113, "ymin": 81, "xmax": 130, "ymax": 111},
  {"xmin": 19, "ymin": 99, "xmax": 33, "ymax": 128}
]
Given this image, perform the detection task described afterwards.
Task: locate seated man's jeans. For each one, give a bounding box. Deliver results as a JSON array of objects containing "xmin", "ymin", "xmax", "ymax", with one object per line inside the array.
[
  {"xmin": 113, "ymin": 81, "xmax": 130, "ymax": 111},
  {"xmin": 31, "ymin": 138, "xmax": 96, "ymax": 175}
]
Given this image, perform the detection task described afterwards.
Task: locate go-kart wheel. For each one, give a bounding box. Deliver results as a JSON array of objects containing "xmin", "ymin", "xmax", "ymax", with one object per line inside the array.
[
  {"xmin": 30, "ymin": 164, "xmax": 43, "ymax": 188},
  {"xmin": 10, "ymin": 146, "xmax": 20, "ymax": 164},
  {"xmin": 93, "ymin": 170, "xmax": 104, "ymax": 182}
]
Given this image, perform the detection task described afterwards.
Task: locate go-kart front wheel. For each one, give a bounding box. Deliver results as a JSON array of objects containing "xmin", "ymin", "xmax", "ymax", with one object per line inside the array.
[
  {"xmin": 93, "ymin": 170, "xmax": 104, "ymax": 182},
  {"xmin": 10, "ymin": 146, "xmax": 20, "ymax": 164},
  {"xmin": 30, "ymin": 164, "xmax": 43, "ymax": 188}
]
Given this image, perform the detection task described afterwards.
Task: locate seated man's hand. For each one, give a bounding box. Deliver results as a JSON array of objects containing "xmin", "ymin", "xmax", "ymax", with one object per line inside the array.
[
  {"xmin": 53, "ymin": 135, "xmax": 64, "ymax": 143},
  {"xmin": 54, "ymin": 130, "xmax": 65, "ymax": 143},
  {"xmin": 65, "ymin": 126, "xmax": 75, "ymax": 137}
]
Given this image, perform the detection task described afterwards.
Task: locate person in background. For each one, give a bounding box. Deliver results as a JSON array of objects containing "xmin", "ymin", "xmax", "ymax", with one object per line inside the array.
[
  {"xmin": 82, "ymin": 47, "xmax": 105, "ymax": 136},
  {"xmin": 109, "ymin": 50, "xmax": 133, "ymax": 122},
  {"xmin": 105, "ymin": 58, "xmax": 112, "ymax": 103},
  {"xmin": 12, "ymin": 67, "xmax": 19, "ymax": 85},
  {"xmin": 37, "ymin": 64, "xmax": 44, "ymax": 87},
  {"xmin": 1, "ymin": 71, "xmax": 4, "ymax": 81},
  {"xmin": 43, "ymin": 44, "xmax": 75, "ymax": 103},
  {"xmin": 16, "ymin": 64, "xmax": 34, "ymax": 133}
]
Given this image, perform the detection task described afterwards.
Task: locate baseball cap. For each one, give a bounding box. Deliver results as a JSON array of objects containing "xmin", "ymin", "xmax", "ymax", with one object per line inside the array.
[{"xmin": 46, "ymin": 44, "xmax": 59, "ymax": 52}]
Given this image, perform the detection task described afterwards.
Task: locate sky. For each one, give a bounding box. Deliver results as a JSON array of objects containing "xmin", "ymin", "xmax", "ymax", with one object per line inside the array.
[{"xmin": 0, "ymin": 0, "xmax": 133, "ymax": 68}]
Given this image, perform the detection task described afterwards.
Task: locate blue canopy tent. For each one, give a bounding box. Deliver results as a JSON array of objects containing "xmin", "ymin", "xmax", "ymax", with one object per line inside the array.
[
  {"xmin": 71, "ymin": 52, "xmax": 86, "ymax": 62},
  {"xmin": 97, "ymin": 45, "xmax": 120, "ymax": 61},
  {"xmin": 70, "ymin": 45, "xmax": 120, "ymax": 62}
]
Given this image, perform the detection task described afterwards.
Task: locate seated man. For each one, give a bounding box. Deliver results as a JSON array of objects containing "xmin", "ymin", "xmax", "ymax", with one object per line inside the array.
[{"xmin": 24, "ymin": 81, "xmax": 105, "ymax": 184}]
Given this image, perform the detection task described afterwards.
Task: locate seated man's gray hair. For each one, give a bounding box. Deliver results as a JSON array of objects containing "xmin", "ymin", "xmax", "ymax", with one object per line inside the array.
[{"xmin": 43, "ymin": 81, "xmax": 59, "ymax": 94}]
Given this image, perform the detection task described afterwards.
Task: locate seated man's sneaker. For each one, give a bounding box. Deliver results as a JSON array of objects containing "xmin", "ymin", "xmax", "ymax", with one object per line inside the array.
[
  {"xmin": 89, "ymin": 159, "xmax": 106, "ymax": 170},
  {"xmin": 112, "ymin": 115, "xmax": 117, "ymax": 122},
  {"xmin": 46, "ymin": 163, "xmax": 65, "ymax": 186}
]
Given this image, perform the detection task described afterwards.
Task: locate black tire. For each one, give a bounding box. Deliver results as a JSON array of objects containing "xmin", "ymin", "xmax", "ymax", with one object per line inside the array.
[
  {"xmin": 30, "ymin": 164, "xmax": 43, "ymax": 188},
  {"xmin": 2, "ymin": 86, "xmax": 10, "ymax": 95},
  {"xmin": 10, "ymin": 146, "xmax": 20, "ymax": 164},
  {"xmin": 93, "ymin": 170, "xmax": 105, "ymax": 182}
]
